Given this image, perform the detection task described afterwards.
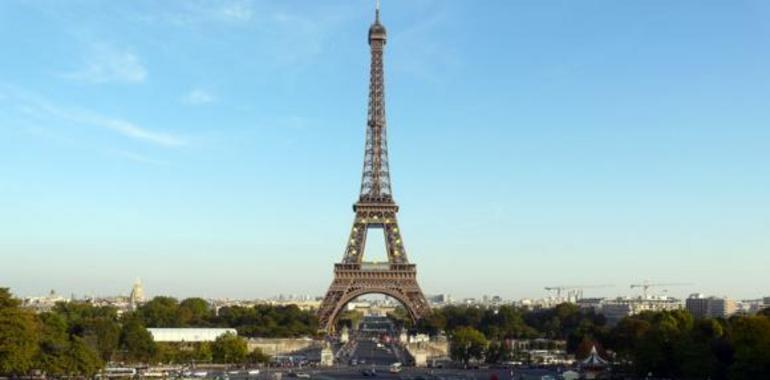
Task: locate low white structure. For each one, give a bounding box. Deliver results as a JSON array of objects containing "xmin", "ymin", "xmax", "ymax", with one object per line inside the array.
[
  {"xmin": 340, "ymin": 326, "xmax": 350, "ymax": 344},
  {"xmin": 408, "ymin": 334, "xmax": 430, "ymax": 344},
  {"xmin": 147, "ymin": 328, "xmax": 237, "ymax": 343},
  {"xmin": 320, "ymin": 342, "xmax": 334, "ymax": 367}
]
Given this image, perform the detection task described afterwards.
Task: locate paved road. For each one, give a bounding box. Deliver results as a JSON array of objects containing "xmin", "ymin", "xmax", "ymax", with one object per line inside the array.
[
  {"xmin": 201, "ymin": 364, "xmax": 561, "ymax": 380},
  {"xmin": 348, "ymin": 340, "xmax": 400, "ymax": 366},
  {"xmin": 270, "ymin": 366, "xmax": 561, "ymax": 380}
]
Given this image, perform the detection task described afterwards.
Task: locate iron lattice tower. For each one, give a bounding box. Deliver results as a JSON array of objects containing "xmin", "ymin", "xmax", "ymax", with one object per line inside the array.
[{"xmin": 317, "ymin": 5, "xmax": 430, "ymax": 333}]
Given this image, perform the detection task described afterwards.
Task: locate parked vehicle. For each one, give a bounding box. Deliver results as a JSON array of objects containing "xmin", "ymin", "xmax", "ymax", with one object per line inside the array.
[{"xmin": 361, "ymin": 368, "xmax": 378, "ymax": 377}]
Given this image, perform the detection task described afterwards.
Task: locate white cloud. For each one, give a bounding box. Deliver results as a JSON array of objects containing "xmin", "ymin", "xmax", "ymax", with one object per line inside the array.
[
  {"xmin": 1, "ymin": 85, "xmax": 185, "ymax": 147},
  {"xmin": 134, "ymin": 1, "xmax": 256, "ymax": 26},
  {"xmin": 182, "ymin": 89, "xmax": 215, "ymax": 105},
  {"xmin": 220, "ymin": 2, "xmax": 254, "ymax": 22},
  {"xmin": 92, "ymin": 116, "xmax": 186, "ymax": 147},
  {"xmin": 132, "ymin": 2, "xmax": 346, "ymax": 66},
  {"xmin": 64, "ymin": 44, "xmax": 147, "ymax": 84}
]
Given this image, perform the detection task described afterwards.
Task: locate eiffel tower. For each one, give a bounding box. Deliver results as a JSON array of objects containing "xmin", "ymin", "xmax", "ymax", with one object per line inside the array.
[{"xmin": 317, "ymin": 3, "xmax": 430, "ymax": 334}]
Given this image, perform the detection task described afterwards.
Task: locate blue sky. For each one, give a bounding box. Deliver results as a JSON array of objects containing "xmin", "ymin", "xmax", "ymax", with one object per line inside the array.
[{"xmin": 1, "ymin": 1, "xmax": 768, "ymax": 300}]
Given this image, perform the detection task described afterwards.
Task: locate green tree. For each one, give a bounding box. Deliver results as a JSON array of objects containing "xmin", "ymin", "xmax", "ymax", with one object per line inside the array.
[
  {"xmin": 0, "ymin": 288, "xmax": 21, "ymax": 309},
  {"xmin": 214, "ymin": 304, "xmax": 318, "ymax": 338},
  {"xmin": 450, "ymin": 327, "xmax": 488, "ymax": 365},
  {"xmin": 0, "ymin": 288, "xmax": 39, "ymax": 375},
  {"xmin": 178, "ymin": 298, "xmax": 211, "ymax": 326},
  {"xmin": 119, "ymin": 318, "xmax": 156, "ymax": 363},
  {"xmin": 81, "ymin": 317, "xmax": 120, "ymax": 361},
  {"xmin": 336, "ymin": 310, "xmax": 364, "ymax": 330},
  {"xmin": 247, "ymin": 348, "xmax": 271, "ymax": 364},
  {"xmin": 480, "ymin": 305, "xmax": 538, "ymax": 340},
  {"xmin": 443, "ymin": 306, "xmax": 484, "ymax": 332},
  {"xmin": 212, "ymin": 333, "xmax": 248, "ymax": 364},
  {"xmin": 416, "ymin": 310, "xmax": 447, "ymax": 336},
  {"xmin": 484, "ymin": 340, "xmax": 511, "ymax": 364},
  {"xmin": 139, "ymin": 296, "xmax": 181, "ymax": 327},
  {"xmin": 65, "ymin": 336, "xmax": 103, "ymax": 376},
  {"xmin": 729, "ymin": 316, "xmax": 770, "ymax": 379},
  {"xmin": 35, "ymin": 312, "xmax": 72, "ymax": 375},
  {"xmin": 677, "ymin": 318, "xmax": 726, "ymax": 378}
]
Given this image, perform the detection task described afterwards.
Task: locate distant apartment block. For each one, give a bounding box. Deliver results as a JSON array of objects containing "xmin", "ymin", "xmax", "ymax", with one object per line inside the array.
[
  {"xmin": 686, "ymin": 294, "xmax": 737, "ymax": 318},
  {"xmin": 427, "ymin": 294, "xmax": 453, "ymax": 305},
  {"xmin": 600, "ymin": 296, "xmax": 682, "ymax": 325}
]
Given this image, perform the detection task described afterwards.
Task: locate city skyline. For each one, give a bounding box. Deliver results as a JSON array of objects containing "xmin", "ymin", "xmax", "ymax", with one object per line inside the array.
[{"xmin": 1, "ymin": 1, "xmax": 769, "ymax": 300}]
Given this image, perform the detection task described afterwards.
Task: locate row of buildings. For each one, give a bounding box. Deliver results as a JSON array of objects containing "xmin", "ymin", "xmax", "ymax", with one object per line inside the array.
[
  {"xmin": 20, "ymin": 279, "xmax": 146, "ymax": 314},
  {"xmin": 573, "ymin": 294, "xmax": 767, "ymax": 325},
  {"xmin": 18, "ymin": 281, "xmax": 769, "ymax": 326}
]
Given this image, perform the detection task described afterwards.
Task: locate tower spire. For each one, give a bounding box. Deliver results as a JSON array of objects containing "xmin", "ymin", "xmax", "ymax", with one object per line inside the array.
[{"xmin": 362, "ymin": 0, "xmax": 390, "ymax": 202}]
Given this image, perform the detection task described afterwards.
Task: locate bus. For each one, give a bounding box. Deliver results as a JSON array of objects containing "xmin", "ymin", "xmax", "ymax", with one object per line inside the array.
[{"xmin": 99, "ymin": 368, "xmax": 137, "ymax": 378}]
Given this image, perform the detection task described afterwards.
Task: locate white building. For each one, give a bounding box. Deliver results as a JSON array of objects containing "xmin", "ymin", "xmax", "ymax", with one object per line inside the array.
[
  {"xmin": 601, "ymin": 296, "xmax": 682, "ymax": 325},
  {"xmin": 147, "ymin": 328, "xmax": 237, "ymax": 343},
  {"xmin": 23, "ymin": 290, "xmax": 70, "ymax": 313}
]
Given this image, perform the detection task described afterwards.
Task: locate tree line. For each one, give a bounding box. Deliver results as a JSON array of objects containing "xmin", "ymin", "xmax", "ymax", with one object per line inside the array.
[
  {"xmin": 406, "ymin": 303, "xmax": 770, "ymax": 379},
  {"xmin": 5, "ymin": 287, "xmax": 769, "ymax": 379},
  {"xmin": 136, "ymin": 296, "xmax": 318, "ymax": 337},
  {"xmin": 0, "ymin": 289, "xmax": 314, "ymax": 377}
]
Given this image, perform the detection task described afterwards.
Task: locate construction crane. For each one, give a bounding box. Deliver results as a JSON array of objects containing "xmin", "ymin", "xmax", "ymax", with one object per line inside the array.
[
  {"xmin": 544, "ymin": 285, "xmax": 613, "ymax": 301},
  {"xmin": 630, "ymin": 281, "xmax": 693, "ymax": 298}
]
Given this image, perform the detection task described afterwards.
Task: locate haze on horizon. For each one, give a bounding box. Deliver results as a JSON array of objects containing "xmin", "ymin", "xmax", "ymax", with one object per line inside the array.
[{"xmin": 1, "ymin": 1, "xmax": 768, "ymax": 301}]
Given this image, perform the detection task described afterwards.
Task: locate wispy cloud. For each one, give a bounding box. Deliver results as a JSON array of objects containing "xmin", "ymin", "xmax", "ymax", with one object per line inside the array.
[
  {"xmin": 132, "ymin": 2, "xmax": 348, "ymax": 66},
  {"xmin": 112, "ymin": 150, "xmax": 170, "ymax": 166},
  {"xmin": 89, "ymin": 116, "xmax": 185, "ymax": 147},
  {"xmin": 133, "ymin": 1, "xmax": 257, "ymax": 26},
  {"xmin": 1, "ymin": 85, "xmax": 185, "ymax": 147},
  {"xmin": 391, "ymin": 10, "xmax": 461, "ymax": 84},
  {"xmin": 182, "ymin": 89, "xmax": 216, "ymax": 105},
  {"xmin": 220, "ymin": 2, "xmax": 254, "ymax": 22},
  {"xmin": 64, "ymin": 44, "xmax": 147, "ymax": 84}
]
